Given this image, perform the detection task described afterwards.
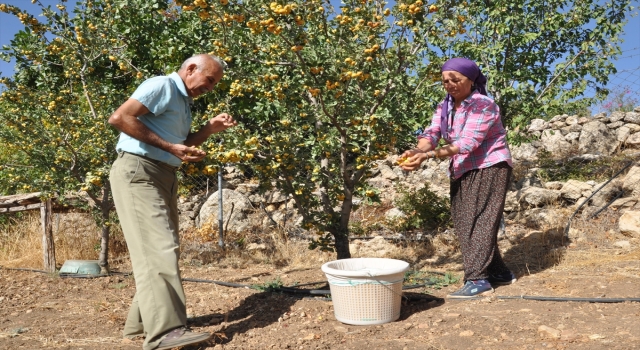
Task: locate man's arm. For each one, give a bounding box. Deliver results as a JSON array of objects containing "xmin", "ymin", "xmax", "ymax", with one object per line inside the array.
[{"xmin": 108, "ymin": 98, "xmax": 205, "ymax": 161}]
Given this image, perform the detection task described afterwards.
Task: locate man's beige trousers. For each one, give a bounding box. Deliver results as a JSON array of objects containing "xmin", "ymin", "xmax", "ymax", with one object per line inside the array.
[{"xmin": 110, "ymin": 151, "xmax": 185, "ymax": 350}]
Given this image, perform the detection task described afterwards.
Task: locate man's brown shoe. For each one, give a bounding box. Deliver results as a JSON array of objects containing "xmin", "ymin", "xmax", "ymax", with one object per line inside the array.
[{"xmin": 156, "ymin": 327, "xmax": 211, "ymax": 350}]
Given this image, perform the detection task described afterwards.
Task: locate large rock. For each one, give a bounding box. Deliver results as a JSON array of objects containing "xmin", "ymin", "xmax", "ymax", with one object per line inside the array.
[
  {"xmin": 520, "ymin": 208, "xmax": 568, "ymax": 231},
  {"xmin": 540, "ymin": 129, "xmax": 573, "ymax": 155},
  {"xmin": 625, "ymin": 132, "xmax": 640, "ymax": 149},
  {"xmin": 504, "ymin": 191, "xmax": 520, "ymax": 212},
  {"xmin": 349, "ymin": 236, "xmax": 400, "ymax": 258},
  {"xmin": 625, "ymin": 123, "xmax": 640, "ymax": 132},
  {"xmin": 560, "ymin": 180, "xmax": 593, "ymax": 201},
  {"xmin": 609, "ymin": 197, "xmax": 638, "ymax": 211},
  {"xmin": 622, "ymin": 165, "xmax": 640, "ymax": 197},
  {"xmin": 511, "ymin": 143, "xmax": 539, "ymax": 161},
  {"xmin": 549, "ymin": 114, "xmax": 568, "ymax": 123},
  {"xmin": 619, "ymin": 210, "xmax": 640, "ymax": 237},
  {"xmin": 528, "ymin": 118, "xmax": 548, "ymax": 132},
  {"xmin": 564, "ymin": 132, "xmax": 581, "ymax": 144},
  {"xmin": 624, "ymin": 112, "xmax": 640, "ymax": 124},
  {"xmin": 518, "ymin": 187, "xmax": 562, "ymax": 207},
  {"xmin": 616, "ymin": 126, "xmax": 632, "ymax": 143},
  {"xmin": 589, "ymin": 179, "xmax": 623, "ymax": 207},
  {"xmin": 608, "ymin": 111, "xmax": 626, "ymax": 123},
  {"xmin": 378, "ymin": 163, "xmax": 398, "ymax": 180},
  {"xmin": 578, "ymin": 121, "xmax": 618, "ymax": 155},
  {"xmin": 197, "ymin": 189, "xmax": 254, "ymax": 233},
  {"xmin": 565, "ymin": 115, "xmax": 579, "ymax": 125}
]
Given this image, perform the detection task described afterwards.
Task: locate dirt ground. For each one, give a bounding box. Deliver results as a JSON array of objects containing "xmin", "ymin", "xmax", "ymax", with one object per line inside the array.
[{"xmin": 2, "ymin": 227, "xmax": 640, "ymax": 350}]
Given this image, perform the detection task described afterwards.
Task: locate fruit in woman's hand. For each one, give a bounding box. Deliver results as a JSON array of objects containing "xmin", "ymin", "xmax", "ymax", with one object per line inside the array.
[{"xmin": 397, "ymin": 156, "xmax": 410, "ymax": 165}]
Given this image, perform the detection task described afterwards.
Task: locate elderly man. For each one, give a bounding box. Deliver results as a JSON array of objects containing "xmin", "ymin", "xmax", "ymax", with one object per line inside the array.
[{"xmin": 108, "ymin": 54, "xmax": 236, "ymax": 350}]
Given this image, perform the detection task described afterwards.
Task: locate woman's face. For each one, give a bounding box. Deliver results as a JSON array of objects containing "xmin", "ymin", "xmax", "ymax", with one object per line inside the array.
[{"xmin": 442, "ymin": 70, "xmax": 473, "ymax": 102}]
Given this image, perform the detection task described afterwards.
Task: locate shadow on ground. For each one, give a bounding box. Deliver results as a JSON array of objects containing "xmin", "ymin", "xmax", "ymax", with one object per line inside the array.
[{"xmin": 501, "ymin": 227, "xmax": 567, "ymax": 276}]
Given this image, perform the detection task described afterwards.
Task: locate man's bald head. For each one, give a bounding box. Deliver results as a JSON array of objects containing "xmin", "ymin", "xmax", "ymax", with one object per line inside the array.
[{"xmin": 178, "ymin": 54, "xmax": 225, "ymax": 97}]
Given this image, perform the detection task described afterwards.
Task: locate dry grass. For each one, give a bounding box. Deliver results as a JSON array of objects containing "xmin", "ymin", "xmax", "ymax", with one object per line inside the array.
[
  {"xmin": 0, "ymin": 199, "xmax": 634, "ymax": 282},
  {"xmin": 0, "ymin": 211, "xmax": 128, "ymax": 270}
]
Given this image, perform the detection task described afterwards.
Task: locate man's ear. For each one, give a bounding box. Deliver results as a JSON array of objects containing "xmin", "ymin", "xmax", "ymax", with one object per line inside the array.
[{"xmin": 186, "ymin": 63, "xmax": 198, "ymax": 75}]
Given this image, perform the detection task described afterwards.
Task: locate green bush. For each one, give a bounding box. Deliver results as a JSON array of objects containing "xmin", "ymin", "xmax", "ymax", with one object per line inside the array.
[{"xmin": 393, "ymin": 184, "xmax": 451, "ymax": 232}]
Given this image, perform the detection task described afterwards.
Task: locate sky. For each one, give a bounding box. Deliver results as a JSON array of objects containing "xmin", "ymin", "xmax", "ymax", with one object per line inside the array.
[{"xmin": 1, "ymin": 0, "xmax": 639, "ymax": 105}]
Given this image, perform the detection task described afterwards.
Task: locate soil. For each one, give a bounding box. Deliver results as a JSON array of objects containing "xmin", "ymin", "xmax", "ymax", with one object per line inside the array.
[{"xmin": 2, "ymin": 237, "xmax": 640, "ymax": 350}]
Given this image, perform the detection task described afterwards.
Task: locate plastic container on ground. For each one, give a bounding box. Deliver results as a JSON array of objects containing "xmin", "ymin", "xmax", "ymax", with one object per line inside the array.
[
  {"xmin": 321, "ymin": 258, "xmax": 410, "ymax": 325},
  {"xmin": 59, "ymin": 260, "xmax": 101, "ymax": 275}
]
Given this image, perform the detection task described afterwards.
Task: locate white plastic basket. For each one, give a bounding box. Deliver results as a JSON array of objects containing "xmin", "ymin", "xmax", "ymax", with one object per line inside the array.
[{"xmin": 321, "ymin": 258, "xmax": 409, "ymax": 325}]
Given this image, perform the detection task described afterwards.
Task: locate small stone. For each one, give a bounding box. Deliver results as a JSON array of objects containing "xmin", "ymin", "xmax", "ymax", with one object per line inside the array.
[
  {"xmin": 418, "ymin": 323, "xmax": 429, "ymax": 329},
  {"xmin": 589, "ymin": 334, "xmax": 605, "ymax": 340},
  {"xmin": 334, "ymin": 326, "xmax": 348, "ymax": 333},
  {"xmin": 443, "ymin": 313, "xmax": 460, "ymax": 318},
  {"xmin": 561, "ymin": 330, "xmax": 579, "ymax": 341},
  {"xmin": 613, "ymin": 240, "xmax": 631, "ymax": 249},
  {"xmin": 459, "ymin": 330, "xmax": 474, "ymax": 337},
  {"xmin": 299, "ymin": 311, "xmax": 306, "ymax": 318},
  {"xmin": 538, "ymin": 325, "xmax": 561, "ymax": 339}
]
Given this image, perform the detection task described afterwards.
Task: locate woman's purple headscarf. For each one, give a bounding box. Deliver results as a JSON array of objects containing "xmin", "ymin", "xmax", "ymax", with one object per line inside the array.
[{"xmin": 440, "ymin": 58, "xmax": 487, "ymax": 139}]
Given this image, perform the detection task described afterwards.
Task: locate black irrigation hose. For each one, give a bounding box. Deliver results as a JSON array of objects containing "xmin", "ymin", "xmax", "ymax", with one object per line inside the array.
[
  {"xmin": 563, "ymin": 157, "xmax": 637, "ymax": 239},
  {"xmin": 588, "ymin": 190, "xmax": 625, "ymax": 219},
  {"xmin": 497, "ymin": 295, "xmax": 640, "ymax": 303},
  {"xmin": 5, "ymin": 266, "xmax": 640, "ymax": 303},
  {"xmin": 182, "ymin": 277, "xmax": 255, "ymax": 289}
]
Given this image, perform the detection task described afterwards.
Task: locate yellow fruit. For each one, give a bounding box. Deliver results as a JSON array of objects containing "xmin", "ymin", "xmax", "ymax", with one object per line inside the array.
[{"xmin": 397, "ymin": 156, "xmax": 410, "ymax": 165}]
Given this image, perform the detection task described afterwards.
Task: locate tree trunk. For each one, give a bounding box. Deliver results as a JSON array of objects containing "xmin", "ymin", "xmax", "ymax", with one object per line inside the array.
[
  {"xmin": 334, "ymin": 231, "xmax": 351, "ymax": 260},
  {"xmin": 98, "ymin": 183, "xmax": 111, "ymax": 274}
]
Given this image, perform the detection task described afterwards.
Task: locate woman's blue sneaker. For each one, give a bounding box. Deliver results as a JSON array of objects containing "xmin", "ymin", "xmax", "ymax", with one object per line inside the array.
[
  {"xmin": 488, "ymin": 271, "xmax": 517, "ymax": 286},
  {"xmin": 447, "ymin": 279, "xmax": 494, "ymax": 299}
]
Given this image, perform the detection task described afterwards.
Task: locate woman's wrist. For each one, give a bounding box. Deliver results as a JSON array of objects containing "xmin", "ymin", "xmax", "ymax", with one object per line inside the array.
[{"xmin": 413, "ymin": 146, "xmax": 427, "ymax": 153}]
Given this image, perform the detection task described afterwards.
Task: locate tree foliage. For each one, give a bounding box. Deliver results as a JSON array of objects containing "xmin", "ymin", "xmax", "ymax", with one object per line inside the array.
[
  {"xmin": 427, "ymin": 0, "xmax": 632, "ymax": 132},
  {"xmin": 0, "ymin": 0, "xmax": 632, "ymax": 260}
]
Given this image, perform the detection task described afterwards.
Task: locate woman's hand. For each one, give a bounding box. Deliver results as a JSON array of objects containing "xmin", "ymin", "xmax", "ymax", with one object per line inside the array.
[{"xmin": 398, "ymin": 148, "xmax": 428, "ymax": 172}]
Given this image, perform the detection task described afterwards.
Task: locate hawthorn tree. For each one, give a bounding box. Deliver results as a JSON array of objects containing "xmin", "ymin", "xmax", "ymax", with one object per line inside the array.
[
  {"xmin": 0, "ymin": 0, "xmax": 201, "ymax": 270},
  {"xmin": 423, "ymin": 0, "xmax": 633, "ymax": 132},
  {"xmin": 0, "ymin": 0, "xmax": 632, "ymax": 261}
]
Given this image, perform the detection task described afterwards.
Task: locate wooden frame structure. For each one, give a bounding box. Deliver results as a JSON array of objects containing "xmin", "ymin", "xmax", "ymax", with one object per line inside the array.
[{"xmin": 0, "ymin": 192, "xmax": 73, "ymax": 273}]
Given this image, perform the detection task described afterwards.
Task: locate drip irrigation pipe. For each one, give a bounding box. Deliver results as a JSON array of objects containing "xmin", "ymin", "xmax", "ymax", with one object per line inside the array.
[
  {"xmin": 182, "ymin": 277, "xmax": 256, "ymax": 289},
  {"xmin": 563, "ymin": 157, "xmax": 637, "ymax": 239},
  {"xmin": 588, "ymin": 190, "xmax": 625, "ymax": 219},
  {"xmin": 496, "ymin": 295, "xmax": 640, "ymax": 303},
  {"xmin": 4, "ymin": 266, "xmax": 640, "ymax": 303}
]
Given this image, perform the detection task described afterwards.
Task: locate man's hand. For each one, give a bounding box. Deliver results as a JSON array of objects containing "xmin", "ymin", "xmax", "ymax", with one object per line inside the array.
[
  {"xmin": 184, "ymin": 113, "xmax": 239, "ymax": 148},
  {"xmin": 207, "ymin": 113, "xmax": 237, "ymax": 133},
  {"xmin": 170, "ymin": 144, "xmax": 207, "ymax": 162}
]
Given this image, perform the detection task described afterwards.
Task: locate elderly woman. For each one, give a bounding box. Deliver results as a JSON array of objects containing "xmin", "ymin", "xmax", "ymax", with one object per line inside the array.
[{"xmin": 400, "ymin": 57, "xmax": 515, "ymax": 298}]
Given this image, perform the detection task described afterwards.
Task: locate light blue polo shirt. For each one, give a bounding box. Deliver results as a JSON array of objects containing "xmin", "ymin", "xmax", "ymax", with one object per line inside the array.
[{"xmin": 115, "ymin": 72, "xmax": 192, "ymax": 167}]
